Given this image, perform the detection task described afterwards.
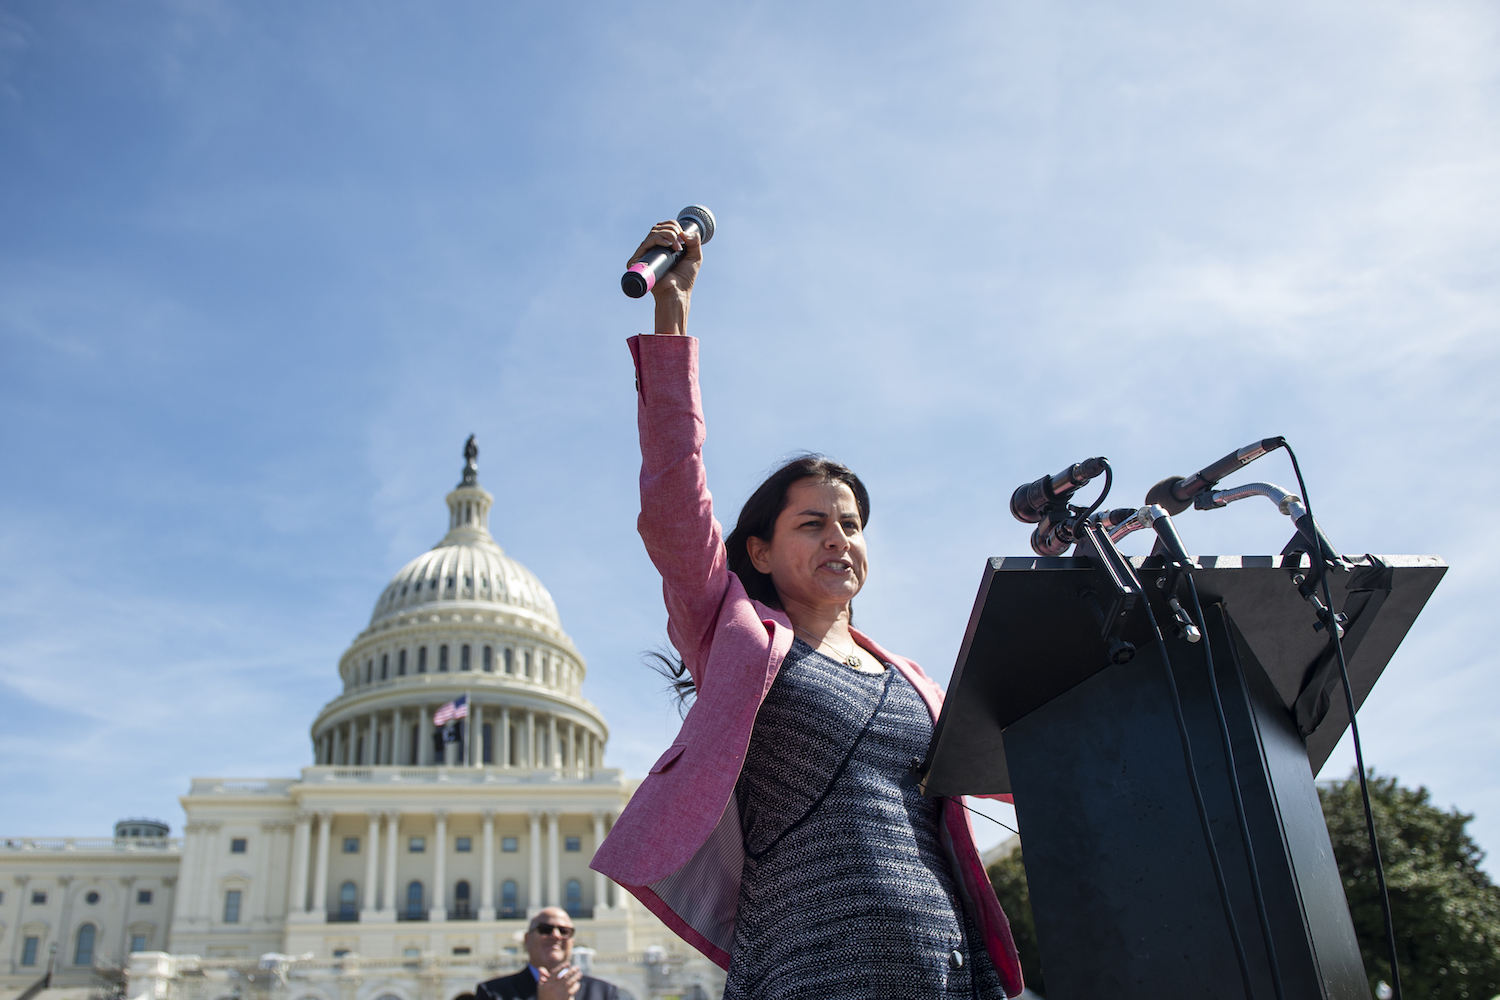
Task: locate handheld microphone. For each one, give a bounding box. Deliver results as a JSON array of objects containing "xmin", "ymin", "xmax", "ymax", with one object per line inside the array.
[
  {"xmin": 621, "ymin": 205, "xmax": 716, "ymax": 298},
  {"xmin": 1144, "ymin": 437, "xmax": 1285, "ymax": 515},
  {"xmin": 1010, "ymin": 457, "xmax": 1109, "ymax": 524}
]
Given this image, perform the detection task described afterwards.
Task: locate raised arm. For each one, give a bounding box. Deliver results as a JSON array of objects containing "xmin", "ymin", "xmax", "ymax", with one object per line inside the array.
[{"xmin": 627, "ymin": 221, "xmax": 729, "ymax": 682}]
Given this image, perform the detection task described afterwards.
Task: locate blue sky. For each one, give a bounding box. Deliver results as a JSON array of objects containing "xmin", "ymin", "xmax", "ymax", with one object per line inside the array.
[{"xmin": 2, "ymin": 1, "xmax": 1497, "ymax": 866}]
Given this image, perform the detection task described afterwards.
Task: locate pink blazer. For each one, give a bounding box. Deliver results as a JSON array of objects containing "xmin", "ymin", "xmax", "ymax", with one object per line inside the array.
[{"xmin": 590, "ymin": 335, "xmax": 1024, "ymax": 997}]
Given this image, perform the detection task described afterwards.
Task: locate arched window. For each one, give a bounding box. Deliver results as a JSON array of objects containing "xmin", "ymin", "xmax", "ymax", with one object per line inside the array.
[
  {"xmin": 381, "ymin": 654, "xmax": 389, "ymax": 679},
  {"xmin": 439, "ymin": 645, "xmax": 449, "ymax": 672},
  {"xmin": 501, "ymin": 880, "xmax": 519, "ymax": 918},
  {"xmin": 365, "ymin": 660, "xmax": 373, "ymax": 683},
  {"xmin": 418, "ymin": 647, "xmax": 427, "ymax": 673},
  {"xmin": 482, "ymin": 723, "xmax": 493, "ymax": 764},
  {"xmin": 339, "ymin": 881, "xmax": 358, "ymax": 920},
  {"xmin": 74, "ymin": 923, "xmax": 96, "ymax": 966},
  {"xmin": 524, "ymin": 650, "xmax": 533, "ymax": 677},
  {"xmin": 461, "ymin": 645, "xmax": 471, "ymax": 671},
  {"xmin": 503, "ymin": 648, "xmax": 514, "ymax": 674},
  {"xmin": 454, "ymin": 880, "xmax": 471, "ymax": 918},
  {"xmin": 483, "ymin": 646, "xmax": 493, "ymax": 672},
  {"xmin": 405, "ymin": 880, "xmax": 424, "ymax": 919},
  {"xmin": 565, "ymin": 879, "xmax": 583, "ymax": 918},
  {"xmin": 399, "ymin": 649, "xmax": 407, "ymax": 676}
]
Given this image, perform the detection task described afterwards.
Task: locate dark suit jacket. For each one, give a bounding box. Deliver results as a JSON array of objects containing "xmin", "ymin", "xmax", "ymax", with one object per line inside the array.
[{"xmin": 476, "ymin": 967, "xmax": 618, "ymax": 1000}]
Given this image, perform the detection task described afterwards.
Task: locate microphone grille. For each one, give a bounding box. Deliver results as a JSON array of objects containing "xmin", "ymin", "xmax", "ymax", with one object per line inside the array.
[{"xmin": 678, "ymin": 205, "xmax": 716, "ymax": 244}]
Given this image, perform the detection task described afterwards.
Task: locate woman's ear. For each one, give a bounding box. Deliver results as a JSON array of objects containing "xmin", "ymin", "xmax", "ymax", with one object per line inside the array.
[{"xmin": 745, "ymin": 535, "xmax": 774, "ymax": 575}]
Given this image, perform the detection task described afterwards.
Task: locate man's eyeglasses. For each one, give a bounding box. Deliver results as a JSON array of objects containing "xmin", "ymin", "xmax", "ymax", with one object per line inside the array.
[{"xmin": 530, "ymin": 923, "xmax": 575, "ymax": 939}]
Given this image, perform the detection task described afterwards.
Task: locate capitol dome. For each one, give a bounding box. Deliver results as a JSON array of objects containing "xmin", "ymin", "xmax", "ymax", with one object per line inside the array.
[
  {"xmin": 368, "ymin": 459, "xmax": 560, "ymax": 628},
  {"xmin": 308, "ymin": 437, "xmax": 607, "ymax": 773}
]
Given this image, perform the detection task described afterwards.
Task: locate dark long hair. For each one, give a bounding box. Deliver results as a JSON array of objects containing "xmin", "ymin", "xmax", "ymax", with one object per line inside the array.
[{"xmin": 648, "ymin": 454, "xmax": 871, "ymax": 708}]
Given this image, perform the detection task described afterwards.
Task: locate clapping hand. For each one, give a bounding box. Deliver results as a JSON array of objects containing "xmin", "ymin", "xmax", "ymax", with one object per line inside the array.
[{"xmin": 535, "ymin": 963, "xmax": 582, "ymax": 1000}]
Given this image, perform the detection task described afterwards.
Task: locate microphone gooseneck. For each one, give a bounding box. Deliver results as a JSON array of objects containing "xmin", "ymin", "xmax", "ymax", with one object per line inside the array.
[{"xmin": 622, "ymin": 205, "xmax": 717, "ymax": 298}]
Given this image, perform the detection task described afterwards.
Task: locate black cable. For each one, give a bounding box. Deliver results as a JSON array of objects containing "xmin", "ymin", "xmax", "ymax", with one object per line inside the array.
[
  {"xmin": 957, "ymin": 799, "xmax": 1020, "ymax": 837},
  {"xmin": 1076, "ymin": 461, "xmax": 1113, "ymax": 524},
  {"xmin": 1138, "ymin": 588, "xmax": 1257, "ymax": 999},
  {"xmin": 1282, "ymin": 442, "xmax": 1403, "ymax": 999},
  {"xmin": 1184, "ymin": 574, "xmax": 1286, "ymax": 1000}
]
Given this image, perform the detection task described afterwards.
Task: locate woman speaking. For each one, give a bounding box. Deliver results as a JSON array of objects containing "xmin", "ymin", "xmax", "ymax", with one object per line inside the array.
[{"xmin": 589, "ymin": 219, "xmax": 1024, "ymax": 999}]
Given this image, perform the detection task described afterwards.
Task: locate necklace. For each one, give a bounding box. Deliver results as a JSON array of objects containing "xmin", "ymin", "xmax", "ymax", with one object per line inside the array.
[{"xmin": 793, "ymin": 625, "xmax": 867, "ymax": 670}]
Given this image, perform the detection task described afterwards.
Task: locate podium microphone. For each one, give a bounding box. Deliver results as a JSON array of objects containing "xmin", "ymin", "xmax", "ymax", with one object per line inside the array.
[
  {"xmin": 1010, "ymin": 457, "xmax": 1111, "ymax": 557},
  {"xmin": 1010, "ymin": 457, "xmax": 1109, "ymax": 524},
  {"xmin": 621, "ymin": 205, "xmax": 717, "ymax": 298},
  {"xmin": 1145, "ymin": 437, "xmax": 1285, "ymax": 515}
]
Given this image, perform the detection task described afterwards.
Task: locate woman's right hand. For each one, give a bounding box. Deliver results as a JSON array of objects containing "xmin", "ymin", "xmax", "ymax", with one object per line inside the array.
[{"xmin": 628, "ymin": 219, "xmax": 702, "ymax": 336}]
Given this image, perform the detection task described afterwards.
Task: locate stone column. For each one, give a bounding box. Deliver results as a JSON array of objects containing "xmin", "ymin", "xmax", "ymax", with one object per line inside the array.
[
  {"xmin": 9, "ymin": 875, "xmax": 31, "ymax": 969},
  {"xmin": 247, "ymin": 824, "xmax": 272, "ymax": 922},
  {"xmin": 195, "ymin": 823, "xmax": 221, "ymax": 922},
  {"xmin": 361, "ymin": 812, "xmax": 380, "ymax": 918},
  {"xmin": 527, "ymin": 811, "xmax": 542, "ymax": 914},
  {"xmin": 547, "ymin": 715, "xmax": 559, "ymax": 770},
  {"xmin": 472, "ymin": 700, "xmax": 484, "ymax": 768},
  {"xmin": 171, "ymin": 825, "xmax": 197, "ymax": 923},
  {"xmin": 366, "ymin": 715, "xmax": 377, "ymax": 766},
  {"xmin": 392, "ymin": 708, "xmax": 405, "ymax": 765},
  {"xmin": 331, "ymin": 726, "xmax": 343, "ymax": 767},
  {"xmin": 526, "ymin": 711, "xmax": 536, "ymax": 769},
  {"xmin": 312, "ymin": 812, "xmax": 333, "ymax": 920},
  {"xmin": 161, "ymin": 875, "xmax": 179, "ymax": 939},
  {"xmin": 381, "ymin": 812, "xmax": 400, "ymax": 919},
  {"xmin": 479, "ymin": 811, "xmax": 496, "ymax": 920},
  {"xmin": 500, "ymin": 707, "xmax": 511, "ymax": 769},
  {"xmin": 546, "ymin": 811, "xmax": 560, "ymax": 907},
  {"xmin": 592, "ymin": 812, "xmax": 609, "ymax": 914},
  {"xmin": 418, "ymin": 704, "xmax": 432, "ymax": 766},
  {"xmin": 343, "ymin": 722, "xmax": 353, "ymax": 764},
  {"xmin": 429, "ymin": 811, "xmax": 447, "ymax": 922},
  {"xmin": 117, "ymin": 875, "xmax": 137, "ymax": 959},
  {"xmin": 56, "ymin": 875, "xmax": 75, "ymax": 958},
  {"xmin": 289, "ymin": 813, "xmax": 312, "ymax": 914}
]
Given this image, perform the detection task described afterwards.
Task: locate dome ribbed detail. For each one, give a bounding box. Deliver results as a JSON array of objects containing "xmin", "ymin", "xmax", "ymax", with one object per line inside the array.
[{"xmin": 371, "ymin": 535, "xmax": 560, "ymax": 627}]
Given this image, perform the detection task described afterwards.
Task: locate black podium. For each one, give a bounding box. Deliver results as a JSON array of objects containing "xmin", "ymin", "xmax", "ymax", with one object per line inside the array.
[{"xmin": 922, "ymin": 553, "xmax": 1444, "ymax": 999}]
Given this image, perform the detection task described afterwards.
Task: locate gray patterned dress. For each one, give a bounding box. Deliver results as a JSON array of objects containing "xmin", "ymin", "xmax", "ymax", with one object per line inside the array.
[{"xmin": 722, "ymin": 639, "xmax": 1007, "ymax": 999}]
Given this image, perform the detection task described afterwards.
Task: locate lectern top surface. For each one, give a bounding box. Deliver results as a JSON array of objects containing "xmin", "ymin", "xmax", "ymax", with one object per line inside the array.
[{"xmin": 921, "ymin": 553, "xmax": 1444, "ymax": 797}]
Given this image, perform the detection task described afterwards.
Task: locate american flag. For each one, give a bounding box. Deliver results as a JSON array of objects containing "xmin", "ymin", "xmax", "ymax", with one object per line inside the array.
[{"xmin": 433, "ymin": 695, "xmax": 468, "ymax": 725}]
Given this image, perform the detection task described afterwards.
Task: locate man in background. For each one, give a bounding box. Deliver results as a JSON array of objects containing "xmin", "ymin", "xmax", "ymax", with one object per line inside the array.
[{"xmin": 476, "ymin": 907, "xmax": 618, "ymax": 1000}]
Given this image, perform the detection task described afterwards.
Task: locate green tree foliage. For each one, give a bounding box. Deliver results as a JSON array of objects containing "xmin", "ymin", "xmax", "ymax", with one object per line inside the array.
[
  {"xmin": 988, "ymin": 846, "xmax": 1045, "ymax": 995},
  {"xmin": 1320, "ymin": 770, "xmax": 1500, "ymax": 999}
]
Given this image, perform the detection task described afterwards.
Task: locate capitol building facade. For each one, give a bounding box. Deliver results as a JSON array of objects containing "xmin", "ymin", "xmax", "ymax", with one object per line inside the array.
[{"xmin": 0, "ymin": 443, "xmax": 723, "ymax": 1000}]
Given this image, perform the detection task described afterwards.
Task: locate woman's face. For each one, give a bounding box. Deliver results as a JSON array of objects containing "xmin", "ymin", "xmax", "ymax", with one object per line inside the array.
[{"xmin": 746, "ymin": 478, "xmax": 869, "ymax": 615}]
